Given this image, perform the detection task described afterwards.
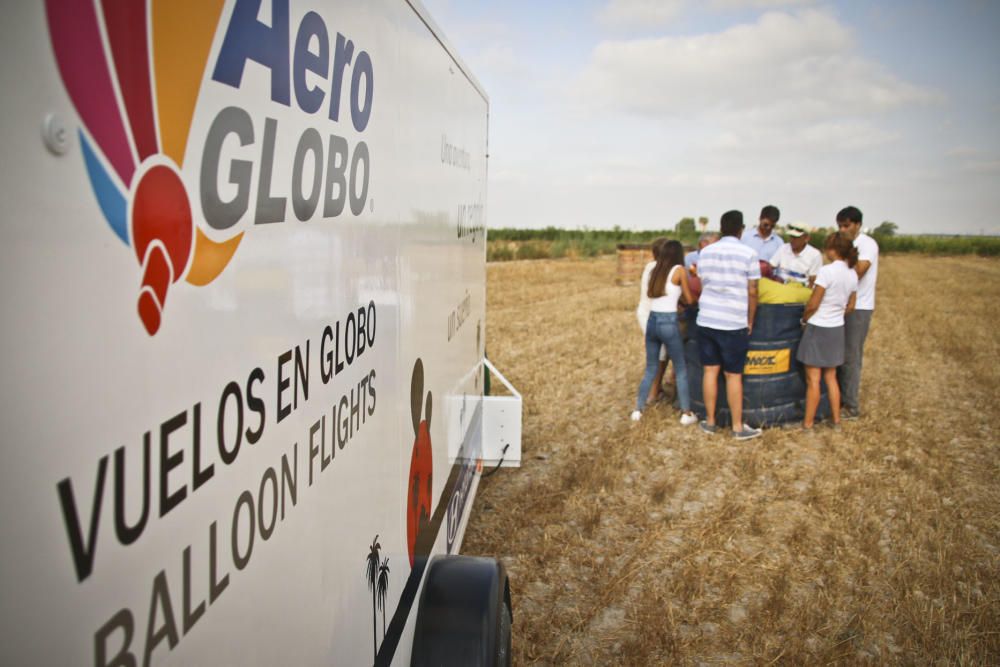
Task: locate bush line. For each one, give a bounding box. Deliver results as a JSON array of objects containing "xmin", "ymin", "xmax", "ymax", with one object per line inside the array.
[{"xmin": 486, "ymin": 228, "xmax": 1000, "ymax": 262}]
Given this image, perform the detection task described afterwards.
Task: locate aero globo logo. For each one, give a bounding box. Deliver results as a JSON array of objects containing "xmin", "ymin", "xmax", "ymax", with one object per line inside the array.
[{"xmin": 47, "ymin": 0, "xmax": 374, "ymax": 335}]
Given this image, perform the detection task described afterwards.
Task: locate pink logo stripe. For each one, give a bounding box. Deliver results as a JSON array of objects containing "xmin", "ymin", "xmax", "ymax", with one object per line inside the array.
[
  {"xmin": 101, "ymin": 0, "xmax": 159, "ymax": 161},
  {"xmin": 45, "ymin": 0, "xmax": 135, "ymax": 185}
]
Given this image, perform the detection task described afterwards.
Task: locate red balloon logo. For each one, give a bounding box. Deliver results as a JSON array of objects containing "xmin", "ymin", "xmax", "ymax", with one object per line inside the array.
[
  {"xmin": 406, "ymin": 359, "xmax": 433, "ymax": 566},
  {"xmin": 131, "ymin": 165, "xmax": 193, "ymax": 335}
]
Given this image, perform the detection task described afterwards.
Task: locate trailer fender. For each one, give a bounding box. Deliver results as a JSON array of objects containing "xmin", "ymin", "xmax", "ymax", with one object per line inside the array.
[{"xmin": 410, "ymin": 555, "xmax": 512, "ymax": 667}]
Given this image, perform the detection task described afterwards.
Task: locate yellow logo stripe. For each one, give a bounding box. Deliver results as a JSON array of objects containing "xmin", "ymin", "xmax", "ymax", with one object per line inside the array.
[
  {"xmin": 152, "ymin": 0, "xmax": 225, "ymax": 167},
  {"xmin": 186, "ymin": 228, "xmax": 244, "ymax": 286}
]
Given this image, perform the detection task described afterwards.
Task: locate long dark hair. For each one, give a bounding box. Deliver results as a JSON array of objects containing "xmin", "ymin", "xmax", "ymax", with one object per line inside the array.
[
  {"xmin": 648, "ymin": 240, "xmax": 684, "ymax": 298},
  {"xmin": 825, "ymin": 232, "xmax": 859, "ymax": 268},
  {"xmin": 650, "ymin": 237, "xmax": 666, "ymax": 261}
]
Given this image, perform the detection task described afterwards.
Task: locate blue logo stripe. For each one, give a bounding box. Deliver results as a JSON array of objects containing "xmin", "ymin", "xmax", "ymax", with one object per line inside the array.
[{"xmin": 80, "ymin": 131, "xmax": 128, "ymax": 245}]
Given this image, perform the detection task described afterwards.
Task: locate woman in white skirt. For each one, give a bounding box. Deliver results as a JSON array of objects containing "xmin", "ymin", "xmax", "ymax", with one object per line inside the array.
[
  {"xmin": 637, "ymin": 239, "xmax": 669, "ymax": 405},
  {"xmin": 799, "ymin": 233, "xmax": 859, "ymax": 428}
]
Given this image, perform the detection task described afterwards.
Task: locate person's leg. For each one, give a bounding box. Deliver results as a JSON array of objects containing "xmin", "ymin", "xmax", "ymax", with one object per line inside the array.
[
  {"xmin": 661, "ymin": 316, "xmax": 692, "ymax": 414},
  {"xmin": 725, "ymin": 372, "xmax": 743, "ymax": 432},
  {"xmin": 649, "ymin": 359, "xmax": 667, "ymax": 403},
  {"xmin": 852, "ymin": 311, "xmax": 872, "ymax": 410},
  {"xmin": 839, "ymin": 310, "xmax": 872, "ymax": 413},
  {"xmin": 636, "ymin": 319, "xmax": 662, "ymax": 412},
  {"xmin": 644, "ymin": 318, "xmax": 662, "ymax": 404},
  {"xmin": 698, "ymin": 327, "xmax": 723, "ymax": 427},
  {"xmin": 660, "ymin": 343, "xmax": 673, "ymax": 387},
  {"xmin": 703, "ymin": 365, "xmax": 720, "ymax": 425},
  {"xmin": 803, "ymin": 365, "xmax": 821, "ymax": 427},
  {"xmin": 837, "ymin": 312, "xmax": 859, "ymax": 411},
  {"xmin": 720, "ymin": 328, "xmax": 751, "ymax": 433},
  {"xmin": 823, "ymin": 366, "xmax": 841, "ymax": 424}
]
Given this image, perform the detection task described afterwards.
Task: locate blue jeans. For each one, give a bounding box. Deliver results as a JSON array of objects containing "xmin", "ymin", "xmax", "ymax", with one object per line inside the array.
[{"xmin": 637, "ymin": 312, "xmax": 691, "ymax": 412}]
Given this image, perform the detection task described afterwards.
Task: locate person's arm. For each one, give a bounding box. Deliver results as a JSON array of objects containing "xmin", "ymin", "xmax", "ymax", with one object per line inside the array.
[
  {"xmin": 808, "ymin": 250, "xmax": 822, "ymax": 288},
  {"xmin": 845, "ymin": 291, "xmax": 857, "ymax": 317},
  {"xmin": 687, "ymin": 253, "xmax": 699, "ymax": 276},
  {"xmin": 855, "ymin": 236, "xmax": 878, "ymax": 280},
  {"xmin": 802, "ymin": 285, "xmax": 825, "ymax": 322},
  {"xmin": 639, "ymin": 264, "xmax": 652, "ymax": 300},
  {"xmin": 676, "ymin": 266, "xmax": 697, "ymax": 304},
  {"xmin": 746, "ymin": 254, "xmax": 761, "ymax": 333},
  {"xmin": 768, "ymin": 252, "xmax": 784, "ymax": 284}
]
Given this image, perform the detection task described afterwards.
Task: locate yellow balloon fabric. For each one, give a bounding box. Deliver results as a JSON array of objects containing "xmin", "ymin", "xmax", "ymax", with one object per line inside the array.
[{"xmin": 758, "ymin": 277, "xmax": 812, "ymax": 304}]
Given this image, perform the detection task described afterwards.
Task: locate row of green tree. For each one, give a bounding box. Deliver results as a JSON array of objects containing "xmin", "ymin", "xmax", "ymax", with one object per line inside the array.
[
  {"xmin": 488, "ymin": 219, "xmax": 901, "ymax": 242},
  {"xmin": 486, "ymin": 221, "xmax": 1000, "ymax": 262},
  {"xmin": 487, "ymin": 224, "xmax": 699, "ymax": 244}
]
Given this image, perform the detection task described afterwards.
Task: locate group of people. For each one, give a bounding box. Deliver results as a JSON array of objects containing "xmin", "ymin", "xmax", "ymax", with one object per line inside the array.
[{"xmin": 632, "ymin": 205, "xmax": 880, "ymax": 440}]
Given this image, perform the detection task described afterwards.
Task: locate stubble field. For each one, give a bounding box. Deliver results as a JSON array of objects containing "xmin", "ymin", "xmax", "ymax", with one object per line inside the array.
[{"xmin": 464, "ymin": 254, "xmax": 1000, "ymax": 665}]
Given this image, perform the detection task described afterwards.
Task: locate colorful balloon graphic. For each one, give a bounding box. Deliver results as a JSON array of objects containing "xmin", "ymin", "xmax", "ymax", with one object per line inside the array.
[{"xmin": 45, "ymin": 0, "xmax": 244, "ymax": 335}]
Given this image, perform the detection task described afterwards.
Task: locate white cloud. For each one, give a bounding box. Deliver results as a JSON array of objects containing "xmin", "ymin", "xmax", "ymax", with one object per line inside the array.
[
  {"xmin": 596, "ymin": 0, "xmax": 816, "ymax": 31},
  {"xmin": 948, "ymin": 145, "xmax": 980, "ymax": 158},
  {"xmin": 710, "ymin": 0, "xmax": 815, "ymax": 9},
  {"xmin": 598, "ymin": 0, "xmax": 686, "ymax": 30},
  {"xmin": 963, "ymin": 159, "xmax": 1000, "ymax": 173},
  {"xmin": 574, "ymin": 9, "xmax": 938, "ymax": 126},
  {"xmin": 710, "ymin": 120, "xmax": 898, "ymax": 154},
  {"xmin": 470, "ymin": 43, "xmax": 529, "ymax": 79},
  {"xmin": 421, "ymin": 0, "xmax": 996, "ymax": 234}
]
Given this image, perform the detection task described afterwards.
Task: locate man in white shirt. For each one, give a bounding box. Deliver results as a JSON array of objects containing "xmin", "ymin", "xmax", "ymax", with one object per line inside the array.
[
  {"xmin": 696, "ymin": 210, "xmax": 762, "ymax": 441},
  {"xmin": 741, "ymin": 205, "xmax": 783, "ymax": 262},
  {"xmin": 769, "ymin": 222, "xmax": 822, "ymax": 287},
  {"xmin": 834, "ymin": 206, "xmax": 879, "ymax": 419}
]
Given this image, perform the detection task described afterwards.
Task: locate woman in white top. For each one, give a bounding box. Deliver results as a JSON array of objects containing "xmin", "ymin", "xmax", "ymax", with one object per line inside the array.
[
  {"xmin": 632, "ymin": 240, "xmax": 698, "ymax": 425},
  {"xmin": 798, "ymin": 233, "xmax": 859, "ymax": 428},
  {"xmin": 637, "ymin": 239, "xmax": 669, "ymax": 404}
]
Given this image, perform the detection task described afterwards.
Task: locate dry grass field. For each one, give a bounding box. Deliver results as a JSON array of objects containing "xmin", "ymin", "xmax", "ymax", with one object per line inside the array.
[{"xmin": 464, "ymin": 254, "xmax": 1000, "ymax": 665}]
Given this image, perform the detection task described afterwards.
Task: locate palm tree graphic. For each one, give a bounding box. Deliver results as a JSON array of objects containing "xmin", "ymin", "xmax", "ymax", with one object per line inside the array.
[
  {"xmin": 365, "ymin": 535, "xmax": 382, "ymax": 658},
  {"xmin": 377, "ymin": 557, "xmax": 391, "ymax": 639}
]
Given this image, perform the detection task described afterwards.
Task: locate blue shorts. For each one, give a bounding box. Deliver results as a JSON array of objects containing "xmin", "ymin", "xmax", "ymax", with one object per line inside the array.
[{"xmin": 698, "ymin": 326, "xmax": 750, "ymax": 374}]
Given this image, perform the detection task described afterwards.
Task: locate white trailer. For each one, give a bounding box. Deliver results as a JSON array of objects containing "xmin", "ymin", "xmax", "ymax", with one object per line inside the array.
[{"xmin": 0, "ymin": 1, "xmax": 511, "ymax": 664}]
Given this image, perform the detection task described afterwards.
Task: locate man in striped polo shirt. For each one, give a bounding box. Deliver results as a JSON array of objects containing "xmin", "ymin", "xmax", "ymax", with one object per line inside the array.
[{"xmin": 696, "ymin": 210, "xmax": 763, "ymax": 440}]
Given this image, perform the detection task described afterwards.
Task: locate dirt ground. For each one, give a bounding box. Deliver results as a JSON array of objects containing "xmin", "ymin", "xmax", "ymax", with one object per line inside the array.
[{"xmin": 464, "ymin": 254, "xmax": 1000, "ymax": 665}]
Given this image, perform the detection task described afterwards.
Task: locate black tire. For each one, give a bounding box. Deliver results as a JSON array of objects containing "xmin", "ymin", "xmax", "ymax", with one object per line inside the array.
[
  {"xmin": 411, "ymin": 555, "xmax": 511, "ymax": 667},
  {"xmin": 496, "ymin": 597, "xmax": 512, "ymax": 667}
]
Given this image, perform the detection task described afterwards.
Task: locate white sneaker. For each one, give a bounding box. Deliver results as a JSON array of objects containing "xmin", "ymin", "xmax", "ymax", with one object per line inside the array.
[
  {"xmin": 630, "ymin": 410, "xmax": 642, "ymax": 422},
  {"xmin": 679, "ymin": 412, "xmax": 698, "ymax": 426}
]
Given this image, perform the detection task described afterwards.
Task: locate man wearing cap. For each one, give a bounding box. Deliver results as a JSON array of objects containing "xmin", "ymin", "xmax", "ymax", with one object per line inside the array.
[
  {"xmin": 741, "ymin": 205, "xmax": 783, "ymax": 262},
  {"xmin": 769, "ymin": 223, "xmax": 822, "ymax": 287}
]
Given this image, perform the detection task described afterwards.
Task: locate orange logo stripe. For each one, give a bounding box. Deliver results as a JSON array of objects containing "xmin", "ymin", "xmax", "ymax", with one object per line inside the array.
[
  {"xmin": 152, "ymin": 0, "xmax": 225, "ymax": 167},
  {"xmin": 186, "ymin": 228, "xmax": 244, "ymax": 286}
]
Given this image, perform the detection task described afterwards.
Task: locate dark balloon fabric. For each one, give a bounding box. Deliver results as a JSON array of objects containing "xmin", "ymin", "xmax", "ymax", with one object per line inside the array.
[{"xmin": 680, "ymin": 304, "xmax": 832, "ymax": 427}]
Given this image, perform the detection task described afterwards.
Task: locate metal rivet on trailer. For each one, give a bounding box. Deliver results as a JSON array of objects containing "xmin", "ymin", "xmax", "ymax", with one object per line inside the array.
[{"xmin": 42, "ymin": 113, "xmax": 70, "ymax": 156}]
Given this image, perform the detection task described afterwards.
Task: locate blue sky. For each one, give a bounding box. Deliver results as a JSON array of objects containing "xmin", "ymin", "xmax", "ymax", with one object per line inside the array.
[{"xmin": 421, "ymin": 0, "xmax": 1000, "ymax": 234}]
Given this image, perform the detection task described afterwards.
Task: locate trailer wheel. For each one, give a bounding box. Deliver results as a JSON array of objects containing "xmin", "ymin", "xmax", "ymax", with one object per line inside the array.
[
  {"xmin": 497, "ymin": 591, "xmax": 512, "ymax": 666},
  {"xmin": 411, "ymin": 555, "xmax": 512, "ymax": 667}
]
